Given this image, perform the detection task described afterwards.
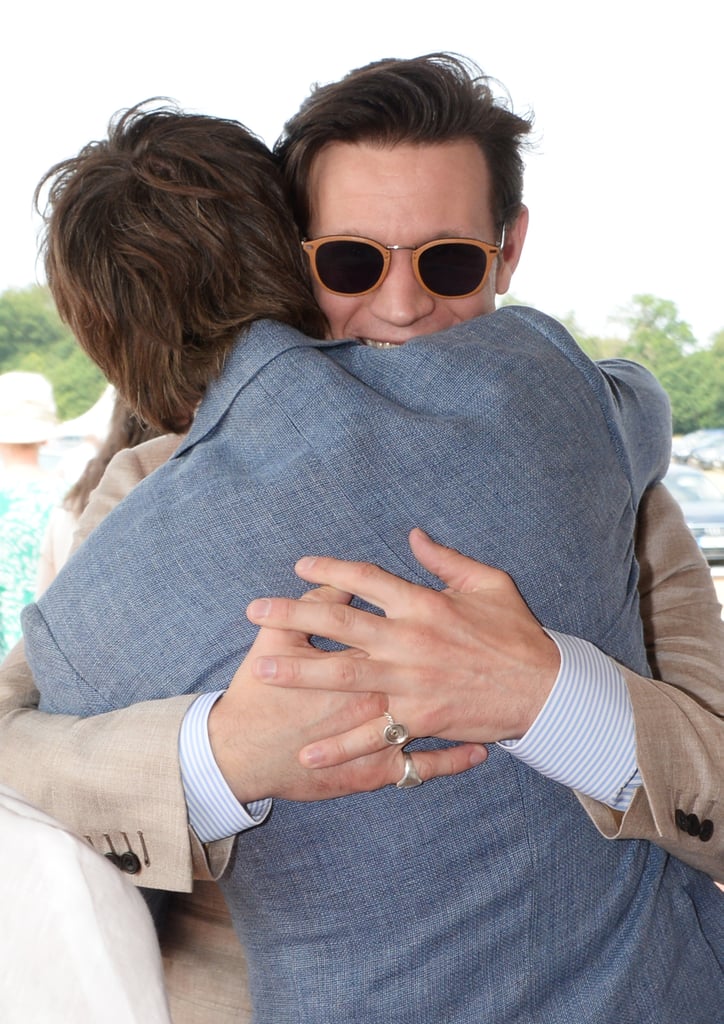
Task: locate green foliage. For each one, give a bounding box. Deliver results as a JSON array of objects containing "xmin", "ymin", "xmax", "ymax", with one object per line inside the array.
[
  {"xmin": 616, "ymin": 294, "xmax": 697, "ymax": 362},
  {"xmin": 0, "ymin": 285, "xmax": 105, "ymax": 421},
  {"xmin": 567, "ymin": 294, "xmax": 724, "ymax": 435}
]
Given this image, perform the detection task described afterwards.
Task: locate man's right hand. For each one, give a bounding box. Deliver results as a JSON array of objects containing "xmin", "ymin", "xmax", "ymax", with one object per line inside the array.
[{"xmin": 207, "ymin": 586, "xmax": 486, "ymax": 804}]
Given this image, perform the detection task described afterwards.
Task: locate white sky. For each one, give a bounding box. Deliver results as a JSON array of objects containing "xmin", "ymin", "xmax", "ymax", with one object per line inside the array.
[{"xmin": 3, "ymin": 0, "xmax": 722, "ymax": 344}]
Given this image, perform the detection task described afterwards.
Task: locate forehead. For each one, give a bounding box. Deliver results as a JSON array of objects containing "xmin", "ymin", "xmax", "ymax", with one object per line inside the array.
[{"xmin": 307, "ymin": 140, "xmax": 496, "ymax": 242}]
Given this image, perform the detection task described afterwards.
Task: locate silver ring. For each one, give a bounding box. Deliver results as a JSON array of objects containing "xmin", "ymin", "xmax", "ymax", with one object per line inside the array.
[
  {"xmin": 383, "ymin": 711, "xmax": 409, "ymax": 746},
  {"xmin": 396, "ymin": 751, "xmax": 423, "ymax": 789}
]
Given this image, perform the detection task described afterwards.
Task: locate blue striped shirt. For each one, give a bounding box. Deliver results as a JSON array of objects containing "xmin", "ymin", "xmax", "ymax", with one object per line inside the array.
[
  {"xmin": 498, "ymin": 631, "xmax": 640, "ymax": 808},
  {"xmin": 179, "ymin": 633, "xmax": 640, "ymax": 842}
]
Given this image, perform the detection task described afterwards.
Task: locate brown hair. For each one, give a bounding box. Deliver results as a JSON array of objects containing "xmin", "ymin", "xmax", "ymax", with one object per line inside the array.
[
  {"xmin": 276, "ymin": 53, "xmax": 534, "ymax": 239},
  {"xmin": 36, "ymin": 102, "xmax": 327, "ymax": 433}
]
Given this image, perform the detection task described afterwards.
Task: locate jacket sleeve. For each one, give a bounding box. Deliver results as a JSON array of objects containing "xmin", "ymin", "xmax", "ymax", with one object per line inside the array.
[
  {"xmin": 0, "ymin": 433, "xmax": 224, "ymax": 892},
  {"xmin": 576, "ymin": 483, "xmax": 724, "ymax": 880},
  {"xmin": 0, "ymin": 643, "xmax": 199, "ymax": 890}
]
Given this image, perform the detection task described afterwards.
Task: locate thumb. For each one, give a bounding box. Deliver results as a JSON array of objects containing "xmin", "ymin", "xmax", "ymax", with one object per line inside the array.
[{"xmin": 408, "ymin": 527, "xmax": 500, "ymax": 594}]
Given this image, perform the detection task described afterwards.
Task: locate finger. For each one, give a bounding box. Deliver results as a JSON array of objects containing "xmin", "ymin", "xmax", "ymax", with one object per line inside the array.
[
  {"xmin": 408, "ymin": 527, "xmax": 509, "ymax": 594},
  {"xmin": 247, "ymin": 584, "xmax": 352, "ymax": 625},
  {"xmin": 299, "ymin": 715, "xmax": 401, "ymax": 767},
  {"xmin": 294, "ymin": 555, "xmax": 421, "ymax": 616},
  {"xmin": 247, "ymin": 595, "xmax": 386, "ymax": 650},
  {"xmin": 300, "ymin": 718, "xmax": 488, "ymax": 775},
  {"xmin": 252, "ymin": 644, "xmax": 385, "ymax": 688},
  {"xmin": 245, "ymin": 584, "xmax": 354, "ymax": 652},
  {"xmin": 406, "ymin": 743, "xmax": 488, "ymax": 782},
  {"xmin": 253, "ymin": 646, "xmax": 374, "ymax": 688}
]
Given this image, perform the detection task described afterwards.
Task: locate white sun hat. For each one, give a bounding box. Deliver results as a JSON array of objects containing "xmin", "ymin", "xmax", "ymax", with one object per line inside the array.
[{"xmin": 0, "ymin": 371, "xmax": 58, "ymax": 444}]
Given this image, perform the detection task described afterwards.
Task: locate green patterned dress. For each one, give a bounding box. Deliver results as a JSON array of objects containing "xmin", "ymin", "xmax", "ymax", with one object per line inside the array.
[{"xmin": 0, "ymin": 476, "xmax": 61, "ymax": 658}]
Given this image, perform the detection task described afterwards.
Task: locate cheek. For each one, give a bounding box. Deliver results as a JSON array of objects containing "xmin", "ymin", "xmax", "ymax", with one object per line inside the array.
[
  {"xmin": 449, "ymin": 289, "xmax": 496, "ymax": 321},
  {"xmin": 316, "ymin": 289, "xmax": 365, "ymax": 340}
]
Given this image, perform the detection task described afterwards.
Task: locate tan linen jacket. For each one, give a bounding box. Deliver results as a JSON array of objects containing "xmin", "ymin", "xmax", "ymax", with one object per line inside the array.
[{"xmin": 0, "ymin": 434, "xmax": 722, "ymax": 1020}]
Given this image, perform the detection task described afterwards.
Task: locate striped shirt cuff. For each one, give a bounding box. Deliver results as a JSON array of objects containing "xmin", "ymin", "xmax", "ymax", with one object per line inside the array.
[
  {"xmin": 179, "ymin": 690, "xmax": 272, "ymax": 842},
  {"xmin": 498, "ymin": 631, "xmax": 641, "ymax": 811}
]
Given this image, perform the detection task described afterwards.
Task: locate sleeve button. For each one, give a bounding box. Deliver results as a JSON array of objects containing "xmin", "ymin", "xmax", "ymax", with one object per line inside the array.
[
  {"xmin": 698, "ymin": 819, "xmax": 714, "ymax": 843},
  {"xmin": 119, "ymin": 851, "xmax": 142, "ymax": 874},
  {"xmin": 685, "ymin": 813, "xmax": 702, "ymax": 836}
]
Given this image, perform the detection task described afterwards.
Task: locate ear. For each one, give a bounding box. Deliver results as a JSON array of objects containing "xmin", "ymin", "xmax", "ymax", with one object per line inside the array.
[{"xmin": 495, "ymin": 205, "xmax": 529, "ymax": 296}]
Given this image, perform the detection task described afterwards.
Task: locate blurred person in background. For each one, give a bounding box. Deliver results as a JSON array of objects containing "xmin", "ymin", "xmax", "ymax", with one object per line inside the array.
[
  {"xmin": 0, "ymin": 371, "xmax": 61, "ymax": 656},
  {"xmin": 44, "ymin": 385, "xmax": 115, "ymax": 491},
  {"xmin": 37, "ymin": 392, "xmax": 159, "ymax": 591}
]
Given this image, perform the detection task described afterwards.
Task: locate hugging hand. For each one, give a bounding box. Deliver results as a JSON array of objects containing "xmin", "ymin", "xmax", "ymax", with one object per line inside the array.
[
  {"xmin": 209, "ymin": 578, "xmax": 484, "ymax": 804},
  {"xmin": 246, "ymin": 528, "xmax": 559, "ymax": 770}
]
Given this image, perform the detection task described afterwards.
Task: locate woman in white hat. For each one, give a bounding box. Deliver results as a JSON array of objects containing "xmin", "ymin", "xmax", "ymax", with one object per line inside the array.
[{"xmin": 0, "ymin": 371, "xmax": 61, "ymax": 656}]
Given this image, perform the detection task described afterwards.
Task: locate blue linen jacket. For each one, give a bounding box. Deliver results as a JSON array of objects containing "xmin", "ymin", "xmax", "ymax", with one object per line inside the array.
[{"xmin": 24, "ymin": 307, "xmax": 723, "ymax": 1021}]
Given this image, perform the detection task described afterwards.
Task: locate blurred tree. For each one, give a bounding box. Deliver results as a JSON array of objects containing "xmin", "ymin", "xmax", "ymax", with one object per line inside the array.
[
  {"xmin": 573, "ymin": 295, "xmax": 723, "ymax": 435},
  {"xmin": 616, "ymin": 294, "xmax": 696, "ymax": 365},
  {"xmin": 682, "ymin": 332, "xmax": 724, "ymax": 429},
  {"xmin": 614, "ymin": 295, "xmax": 720, "ymax": 433},
  {"xmin": 0, "ymin": 285, "xmax": 105, "ymax": 420}
]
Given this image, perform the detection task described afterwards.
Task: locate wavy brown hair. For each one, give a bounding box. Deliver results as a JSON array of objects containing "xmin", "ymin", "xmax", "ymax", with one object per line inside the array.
[
  {"xmin": 276, "ymin": 53, "xmax": 534, "ymax": 240},
  {"xmin": 36, "ymin": 102, "xmax": 327, "ymax": 433}
]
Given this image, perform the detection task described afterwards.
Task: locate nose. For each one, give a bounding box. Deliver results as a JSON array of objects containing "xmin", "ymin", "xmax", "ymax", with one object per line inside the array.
[{"xmin": 367, "ymin": 249, "xmax": 436, "ymax": 328}]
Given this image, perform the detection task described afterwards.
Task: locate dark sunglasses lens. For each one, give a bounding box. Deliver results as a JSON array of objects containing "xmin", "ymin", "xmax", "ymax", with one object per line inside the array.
[
  {"xmin": 418, "ymin": 242, "xmax": 488, "ymax": 297},
  {"xmin": 314, "ymin": 241, "xmax": 384, "ymax": 294}
]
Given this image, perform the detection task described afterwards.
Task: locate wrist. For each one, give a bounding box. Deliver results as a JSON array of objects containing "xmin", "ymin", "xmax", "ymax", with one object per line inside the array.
[
  {"xmin": 511, "ymin": 630, "xmax": 561, "ymax": 738},
  {"xmin": 207, "ymin": 693, "xmax": 265, "ymax": 804},
  {"xmin": 180, "ymin": 692, "xmax": 270, "ymax": 841}
]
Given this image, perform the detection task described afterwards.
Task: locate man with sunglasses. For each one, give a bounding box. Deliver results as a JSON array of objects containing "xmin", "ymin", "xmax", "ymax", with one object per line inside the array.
[
  {"xmin": 205, "ymin": 53, "xmax": 721, "ymax": 875},
  {"xmin": 199, "ymin": 53, "xmax": 722, "ymax": 1016},
  {"xmin": 3, "ymin": 55, "xmax": 722, "ymax": 1022}
]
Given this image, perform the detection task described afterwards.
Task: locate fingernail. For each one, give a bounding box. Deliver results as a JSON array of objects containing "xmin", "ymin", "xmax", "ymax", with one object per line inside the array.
[
  {"xmin": 301, "ymin": 746, "xmax": 324, "ymax": 767},
  {"xmin": 255, "ymin": 658, "xmax": 278, "ymax": 679},
  {"xmin": 248, "ymin": 598, "xmax": 271, "ymax": 619},
  {"xmin": 469, "ymin": 746, "xmax": 488, "ymax": 766},
  {"xmin": 296, "ymin": 556, "xmax": 317, "ymax": 572}
]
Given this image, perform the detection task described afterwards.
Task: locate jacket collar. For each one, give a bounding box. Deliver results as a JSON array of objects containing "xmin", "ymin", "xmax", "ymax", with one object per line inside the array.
[{"xmin": 175, "ymin": 320, "xmax": 346, "ymax": 457}]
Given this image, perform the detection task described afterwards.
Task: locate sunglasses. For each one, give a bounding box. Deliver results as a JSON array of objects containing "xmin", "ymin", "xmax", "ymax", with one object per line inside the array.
[{"xmin": 302, "ymin": 235, "xmax": 501, "ymax": 299}]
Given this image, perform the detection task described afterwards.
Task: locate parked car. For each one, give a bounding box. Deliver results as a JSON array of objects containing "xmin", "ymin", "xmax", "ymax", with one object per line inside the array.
[
  {"xmin": 687, "ymin": 436, "xmax": 724, "ymax": 472},
  {"xmin": 662, "ymin": 463, "xmax": 724, "ymax": 564},
  {"xmin": 671, "ymin": 428, "xmax": 724, "ymax": 463}
]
